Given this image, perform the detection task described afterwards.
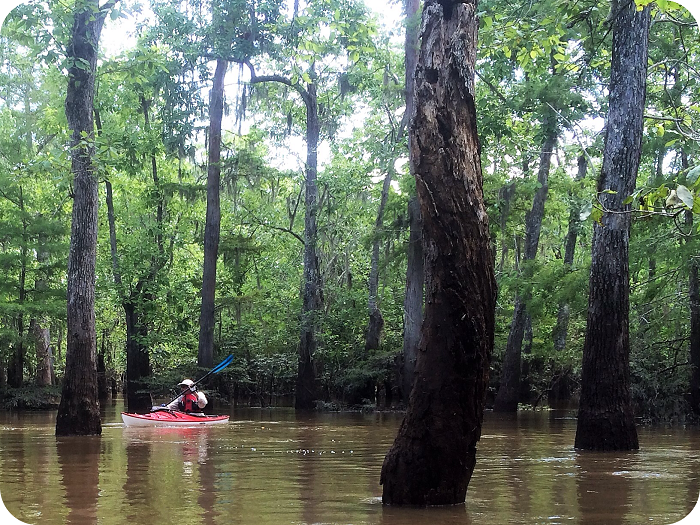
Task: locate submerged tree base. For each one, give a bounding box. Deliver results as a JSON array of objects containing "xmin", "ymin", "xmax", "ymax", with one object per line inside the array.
[{"xmin": 574, "ymin": 409, "xmax": 638, "ymax": 451}]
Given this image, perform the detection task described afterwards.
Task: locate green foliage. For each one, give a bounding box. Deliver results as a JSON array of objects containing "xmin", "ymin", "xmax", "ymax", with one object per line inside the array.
[{"xmin": 1, "ymin": 0, "xmax": 699, "ymax": 420}]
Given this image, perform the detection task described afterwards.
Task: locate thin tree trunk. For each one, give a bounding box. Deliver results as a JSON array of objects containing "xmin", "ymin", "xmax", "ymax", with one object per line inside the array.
[
  {"xmin": 550, "ymin": 154, "xmax": 587, "ymax": 404},
  {"xmin": 8, "ymin": 187, "xmax": 28, "ymax": 388},
  {"xmin": 380, "ymin": 0, "xmax": 496, "ymax": 505},
  {"xmin": 198, "ymin": 58, "xmax": 227, "ymax": 368},
  {"xmin": 296, "ymin": 80, "xmax": 321, "ymax": 410},
  {"xmin": 497, "ymin": 181, "xmax": 515, "ymax": 273},
  {"xmin": 56, "ymin": 0, "xmax": 118, "ymax": 436},
  {"xmin": 575, "ymin": 1, "xmax": 650, "ymax": 451},
  {"xmin": 33, "ymin": 229, "xmax": 53, "ymax": 387},
  {"xmin": 365, "ymin": 170, "xmax": 392, "ymax": 352},
  {"xmin": 102, "ymin": 129, "xmax": 152, "ymax": 411},
  {"xmin": 401, "ymin": 0, "xmax": 422, "ymax": 403},
  {"xmin": 494, "ymin": 110, "xmax": 557, "ymax": 412}
]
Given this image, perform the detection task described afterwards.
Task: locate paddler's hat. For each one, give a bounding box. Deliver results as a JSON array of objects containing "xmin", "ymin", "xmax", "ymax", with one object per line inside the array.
[{"xmin": 178, "ymin": 378, "xmax": 195, "ymax": 390}]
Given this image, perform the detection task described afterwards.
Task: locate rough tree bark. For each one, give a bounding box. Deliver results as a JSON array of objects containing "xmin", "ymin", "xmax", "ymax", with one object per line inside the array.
[
  {"xmin": 198, "ymin": 58, "xmax": 227, "ymax": 369},
  {"xmin": 574, "ymin": 1, "xmax": 650, "ymax": 451},
  {"xmin": 494, "ymin": 108, "xmax": 557, "ymax": 412},
  {"xmin": 401, "ymin": 0, "xmax": 423, "ymax": 404},
  {"xmin": 56, "ymin": 0, "xmax": 119, "ymax": 436},
  {"xmin": 380, "ymin": 0, "xmax": 496, "ymax": 505}
]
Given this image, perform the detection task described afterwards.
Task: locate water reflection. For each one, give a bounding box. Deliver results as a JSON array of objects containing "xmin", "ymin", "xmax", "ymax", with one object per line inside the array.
[
  {"xmin": 56, "ymin": 437, "xmax": 100, "ymax": 524},
  {"xmin": 296, "ymin": 412, "xmax": 321, "ymax": 525},
  {"xmin": 0, "ymin": 406, "xmax": 698, "ymax": 525},
  {"xmin": 380, "ymin": 504, "xmax": 470, "ymax": 525},
  {"xmin": 121, "ymin": 426, "xmax": 217, "ymax": 524},
  {"xmin": 575, "ymin": 452, "xmax": 633, "ymax": 525}
]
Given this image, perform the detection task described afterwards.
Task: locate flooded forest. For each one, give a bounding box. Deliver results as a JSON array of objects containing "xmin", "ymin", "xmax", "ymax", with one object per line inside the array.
[{"xmin": 1, "ymin": 0, "xmax": 700, "ymax": 522}]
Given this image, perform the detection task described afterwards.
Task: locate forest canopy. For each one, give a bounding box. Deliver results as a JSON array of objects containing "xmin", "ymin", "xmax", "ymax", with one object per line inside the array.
[{"xmin": 0, "ymin": 0, "xmax": 699, "ymax": 424}]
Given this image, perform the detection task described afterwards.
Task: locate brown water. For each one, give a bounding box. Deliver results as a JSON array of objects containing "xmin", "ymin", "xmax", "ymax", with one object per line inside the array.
[{"xmin": 0, "ymin": 399, "xmax": 698, "ymax": 525}]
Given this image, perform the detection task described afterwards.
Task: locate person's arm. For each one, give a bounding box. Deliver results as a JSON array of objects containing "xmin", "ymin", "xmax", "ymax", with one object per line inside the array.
[
  {"xmin": 196, "ymin": 391, "xmax": 208, "ymax": 408},
  {"xmin": 165, "ymin": 395, "xmax": 182, "ymax": 410}
]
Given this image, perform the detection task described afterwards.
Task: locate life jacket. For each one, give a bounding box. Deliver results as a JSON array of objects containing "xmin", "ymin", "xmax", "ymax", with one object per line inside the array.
[{"xmin": 179, "ymin": 391, "xmax": 200, "ymax": 413}]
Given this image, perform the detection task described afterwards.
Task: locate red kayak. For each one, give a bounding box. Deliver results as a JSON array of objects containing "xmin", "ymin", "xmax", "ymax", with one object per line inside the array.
[{"xmin": 121, "ymin": 410, "xmax": 229, "ymax": 427}]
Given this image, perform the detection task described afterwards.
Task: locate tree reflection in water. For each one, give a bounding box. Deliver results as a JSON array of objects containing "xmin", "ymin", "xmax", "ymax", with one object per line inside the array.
[{"xmin": 56, "ymin": 436, "xmax": 100, "ymax": 525}]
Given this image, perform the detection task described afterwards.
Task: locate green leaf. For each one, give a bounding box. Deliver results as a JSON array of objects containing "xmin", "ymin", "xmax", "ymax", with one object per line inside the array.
[
  {"xmin": 687, "ymin": 165, "xmax": 700, "ymax": 187},
  {"xmin": 676, "ymin": 184, "xmax": 694, "ymax": 209},
  {"xmin": 591, "ymin": 206, "xmax": 604, "ymax": 225},
  {"xmin": 579, "ymin": 201, "xmax": 592, "ymax": 221}
]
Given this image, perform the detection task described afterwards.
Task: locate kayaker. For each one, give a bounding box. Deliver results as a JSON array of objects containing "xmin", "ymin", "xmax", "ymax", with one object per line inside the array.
[{"xmin": 165, "ymin": 379, "xmax": 208, "ymax": 413}]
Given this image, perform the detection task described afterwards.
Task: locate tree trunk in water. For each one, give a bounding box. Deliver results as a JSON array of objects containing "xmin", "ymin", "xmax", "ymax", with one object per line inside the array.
[
  {"xmin": 494, "ymin": 110, "xmax": 557, "ymax": 412},
  {"xmin": 575, "ymin": 2, "xmax": 649, "ymax": 451},
  {"xmin": 296, "ymin": 81, "xmax": 321, "ymax": 410},
  {"xmin": 380, "ymin": 0, "xmax": 496, "ymax": 505},
  {"xmin": 401, "ymin": 0, "xmax": 423, "ymax": 404},
  {"xmin": 56, "ymin": 0, "xmax": 115, "ymax": 436},
  {"xmin": 198, "ymin": 58, "xmax": 227, "ymax": 368}
]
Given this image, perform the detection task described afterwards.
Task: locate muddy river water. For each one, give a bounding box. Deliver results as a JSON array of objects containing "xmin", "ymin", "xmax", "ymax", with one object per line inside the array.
[{"xmin": 0, "ymin": 400, "xmax": 698, "ymax": 524}]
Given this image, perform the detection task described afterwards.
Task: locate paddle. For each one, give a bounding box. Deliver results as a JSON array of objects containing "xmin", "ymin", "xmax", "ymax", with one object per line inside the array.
[
  {"xmin": 192, "ymin": 353, "xmax": 235, "ymax": 387},
  {"xmin": 153, "ymin": 354, "xmax": 235, "ymax": 411}
]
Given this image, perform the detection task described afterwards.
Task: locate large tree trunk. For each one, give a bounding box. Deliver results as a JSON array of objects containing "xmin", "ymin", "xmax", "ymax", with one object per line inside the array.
[
  {"xmin": 401, "ymin": 0, "xmax": 423, "ymax": 403},
  {"xmin": 56, "ymin": 0, "xmax": 117, "ymax": 436},
  {"xmin": 380, "ymin": 0, "xmax": 496, "ymax": 505},
  {"xmin": 494, "ymin": 110, "xmax": 557, "ymax": 412},
  {"xmin": 575, "ymin": 2, "xmax": 650, "ymax": 451},
  {"xmin": 198, "ymin": 58, "xmax": 227, "ymax": 368},
  {"xmin": 296, "ymin": 81, "xmax": 321, "ymax": 410}
]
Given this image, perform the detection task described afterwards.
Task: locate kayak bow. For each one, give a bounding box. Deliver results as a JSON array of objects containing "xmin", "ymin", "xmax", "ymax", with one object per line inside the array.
[{"xmin": 121, "ymin": 410, "xmax": 229, "ymax": 427}]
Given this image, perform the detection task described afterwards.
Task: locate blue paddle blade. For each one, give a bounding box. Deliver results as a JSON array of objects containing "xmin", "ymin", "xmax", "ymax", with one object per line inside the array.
[{"xmin": 211, "ymin": 354, "xmax": 234, "ymax": 374}]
